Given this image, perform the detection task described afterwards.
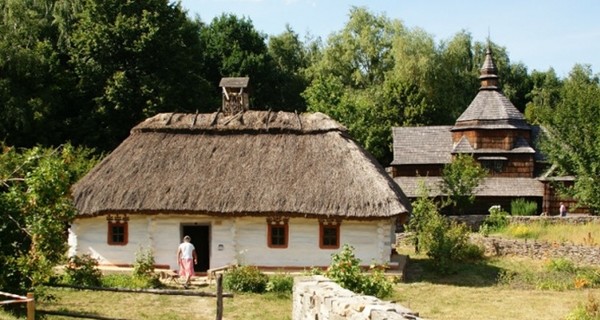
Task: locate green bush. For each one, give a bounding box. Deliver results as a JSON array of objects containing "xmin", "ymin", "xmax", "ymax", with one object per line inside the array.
[
  {"xmin": 224, "ymin": 265, "xmax": 269, "ymax": 293},
  {"xmin": 62, "ymin": 254, "xmax": 102, "ymax": 287},
  {"xmin": 132, "ymin": 247, "xmax": 161, "ymax": 288},
  {"xmin": 511, "ymin": 198, "xmax": 538, "ymax": 216},
  {"xmin": 421, "ymin": 215, "xmax": 479, "ymax": 274},
  {"xmin": 266, "ymin": 273, "xmax": 294, "ymax": 294},
  {"xmin": 325, "ymin": 244, "xmax": 394, "ymax": 298},
  {"xmin": 480, "ymin": 205, "xmax": 510, "ymax": 235}
]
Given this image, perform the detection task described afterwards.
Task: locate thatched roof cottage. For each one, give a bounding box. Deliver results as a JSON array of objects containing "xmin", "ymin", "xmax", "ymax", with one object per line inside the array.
[{"xmin": 70, "ymin": 110, "xmax": 410, "ymax": 272}]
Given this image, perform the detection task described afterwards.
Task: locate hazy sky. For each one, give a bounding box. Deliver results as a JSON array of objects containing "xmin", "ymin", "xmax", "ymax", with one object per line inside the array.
[{"xmin": 179, "ymin": 0, "xmax": 600, "ymax": 77}]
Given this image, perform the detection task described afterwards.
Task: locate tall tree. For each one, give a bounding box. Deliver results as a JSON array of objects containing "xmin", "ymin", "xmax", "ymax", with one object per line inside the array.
[
  {"xmin": 67, "ymin": 0, "xmax": 210, "ymax": 151},
  {"xmin": 538, "ymin": 64, "xmax": 600, "ymax": 213},
  {"xmin": 0, "ymin": 0, "xmax": 67, "ymax": 147},
  {"xmin": 304, "ymin": 7, "xmax": 402, "ymax": 163},
  {"xmin": 267, "ymin": 25, "xmax": 309, "ymax": 111},
  {"xmin": 200, "ymin": 14, "xmax": 276, "ymax": 109},
  {"xmin": 524, "ymin": 68, "xmax": 563, "ymax": 124}
]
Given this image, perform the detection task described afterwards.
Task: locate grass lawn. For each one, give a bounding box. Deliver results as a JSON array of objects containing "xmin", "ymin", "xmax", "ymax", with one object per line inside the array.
[{"xmin": 9, "ymin": 287, "xmax": 292, "ymax": 320}]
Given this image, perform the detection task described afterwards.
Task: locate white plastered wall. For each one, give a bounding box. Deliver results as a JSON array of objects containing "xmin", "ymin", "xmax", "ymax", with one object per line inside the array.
[{"xmin": 70, "ymin": 215, "xmax": 395, "ymax": 269}]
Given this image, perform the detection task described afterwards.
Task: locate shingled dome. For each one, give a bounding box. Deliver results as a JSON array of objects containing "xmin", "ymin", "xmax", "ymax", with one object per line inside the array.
[
  {"xmin": 453, "ymin": 47, "xmax": 530, "ymax": 131},
  {"xmin": 72, "ymin": 111, "xmax": 410, "ymax": 219}
]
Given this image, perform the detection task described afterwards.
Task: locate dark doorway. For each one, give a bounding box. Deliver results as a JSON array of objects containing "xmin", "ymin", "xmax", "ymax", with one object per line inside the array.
[{"xmin": 182, "ymin": 225, "xmax": 210, "ymax": 272}]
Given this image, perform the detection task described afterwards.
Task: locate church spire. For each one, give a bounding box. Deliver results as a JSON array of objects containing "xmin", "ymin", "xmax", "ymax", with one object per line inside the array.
[{"xmin": 479, "ymin": 46, "xmax": 499, "ymax": 90}]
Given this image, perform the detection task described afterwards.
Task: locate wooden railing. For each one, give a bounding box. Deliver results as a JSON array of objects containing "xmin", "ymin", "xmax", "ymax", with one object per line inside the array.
[{"xmin": 0, "ymin": 291, "xmax": 35, "ymax": 320}]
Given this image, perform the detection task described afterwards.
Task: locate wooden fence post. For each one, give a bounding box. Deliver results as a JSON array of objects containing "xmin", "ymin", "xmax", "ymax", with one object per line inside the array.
[
  {"xmin": 216, "ymin": 274, "xmax": 223, "ymax": 320},
  {"xmin": 26, "ymin": 292, "xmax": 35, "ymax": 320}
]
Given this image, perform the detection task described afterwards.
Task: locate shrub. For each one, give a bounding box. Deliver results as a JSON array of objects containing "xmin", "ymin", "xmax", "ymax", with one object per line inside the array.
[
  {"xmin": 511, "ymin": 198, "xmax": 538, "ymax": 216},
  {"xmin": 62, "ymin": 254, "xmax": 102, "ymax": 287},
  {"xmin": 266, "ymin": 273, "xmax": 294, "ymax": 294},
  {"xmin": 325, "ymin": 244, "xmax": 394, "ymax": 298},
  {"xmin": 133, "ymin": 247, "xmax": 155, "ymax": 278},
  {"xmin": 480, "ymin": 205, "xmax": 510, "ymax": 235},
  {"xmin": 224, "ymin": 265, "xmax": 269, "ymax": 293},
  {"xmin": 131, "ymin": 247, "xmax": 161, "ymax": 288},
  {"xmin": 421, "ymin": 214, "xmax": 478, "ymax": 274}
]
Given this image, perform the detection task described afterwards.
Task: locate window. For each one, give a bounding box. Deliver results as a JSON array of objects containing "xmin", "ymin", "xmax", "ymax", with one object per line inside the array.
[
  {"xmin": 478, "ymin": 156, "xmax": 507, "ymax": 173},
  {"xmin": 107, "ymin": 214, "xmax": 129, "ymax": 245},
  {"xmin": 319, "ymin": 219, "xmax": 341, "ymax": 249},
  {"xmin": 267, "ymin": 217, "xmax": 289, "ymax": 248}
]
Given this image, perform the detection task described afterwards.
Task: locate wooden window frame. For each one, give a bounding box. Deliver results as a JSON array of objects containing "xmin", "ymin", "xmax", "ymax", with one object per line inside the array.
[
  {"xmin": 107, "ymin": 214, "xmax": 129, "ymax": 246},
  {"xmin": 319, "ymin": 219, "xmax": 341, "ymax": 249},
  {"xmin": 267, "ymin": 217, "xmax": 289, "ymax": 249}
]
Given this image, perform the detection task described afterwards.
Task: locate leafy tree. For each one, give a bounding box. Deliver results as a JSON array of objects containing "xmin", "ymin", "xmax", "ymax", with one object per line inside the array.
[
  {"xmin": 0, "ymin": 143, "xmax": 98, "ymax": 293},
  {"xmin": 304, "ymin": 7, "xmax": 402, "ymax": 163},
  {"xmin": 439, "ymin": 154, "xmax": 488, "ymax": 214},
  {"xmin": 200, "ymin": 14, "xmax": 276, "ymax": 109},
  {"xmin": 0, "ymin": 0, "xmax": 68, "ymax": 147},
  {"xmin": 267, "ymin": 25, "xmax": 310, "ymax": 111},
  {"xmin": 66, "ymin": 0, "xmax": 211, "ymax": 151},
  {"xmin": 524, "ymin": 68, "xmax": 563, "ymax": 124},
  {"xmin": 538, "ymin": 64, "xmax": 600, "ymax": 213}
]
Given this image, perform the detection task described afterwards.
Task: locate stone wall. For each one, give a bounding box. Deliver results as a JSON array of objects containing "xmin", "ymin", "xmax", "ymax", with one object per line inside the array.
[
  {"xmin": 292, "ymin": 276, "xmax": 423, "ymax": 320},
  {"xmin": 471, "ymin": 234, "xmax": 600, "ymax": 266},
  {"xmin": 447, "ymin": 214, "xmax": 600, "ymax": 231}
]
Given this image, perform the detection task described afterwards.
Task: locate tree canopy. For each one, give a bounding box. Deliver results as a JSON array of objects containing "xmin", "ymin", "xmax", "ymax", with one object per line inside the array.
[{"xmin": 537, "ymin": 65, "xmax": 600, "ymax": 213}]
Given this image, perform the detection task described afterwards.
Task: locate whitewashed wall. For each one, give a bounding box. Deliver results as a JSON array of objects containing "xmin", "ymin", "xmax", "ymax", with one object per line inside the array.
[{"xmin": 70, "ymin": 215, "xmax": 395, "ymax": 270}]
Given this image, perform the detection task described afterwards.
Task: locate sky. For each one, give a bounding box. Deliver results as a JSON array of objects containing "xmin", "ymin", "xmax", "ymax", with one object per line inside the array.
[{"xmin": 179, "ymin": 0, "xmax": 600, "ymax": 78}]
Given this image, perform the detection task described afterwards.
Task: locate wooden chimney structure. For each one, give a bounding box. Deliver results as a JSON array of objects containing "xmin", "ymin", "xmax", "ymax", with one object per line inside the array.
[{"xmin": 219, "ymin": 77, "xmax": 250, "ymax": 115}]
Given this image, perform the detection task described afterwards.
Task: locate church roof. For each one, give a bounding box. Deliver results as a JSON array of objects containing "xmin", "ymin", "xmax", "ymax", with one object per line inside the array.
[{"xmin": 452, "ymin": 47, "xmax": 530, "ymax": 131}]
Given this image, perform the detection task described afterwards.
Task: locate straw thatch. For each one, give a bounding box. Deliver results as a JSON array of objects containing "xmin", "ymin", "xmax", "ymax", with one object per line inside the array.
[{"xmin": 72, "ymin": 111, "xmax": 410, "ymax": 219}]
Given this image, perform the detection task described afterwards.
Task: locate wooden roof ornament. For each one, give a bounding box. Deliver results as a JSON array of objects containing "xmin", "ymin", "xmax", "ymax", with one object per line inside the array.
[{"xmin": 219, "ymin": 77, "xmax": 250, "ymax": 115}]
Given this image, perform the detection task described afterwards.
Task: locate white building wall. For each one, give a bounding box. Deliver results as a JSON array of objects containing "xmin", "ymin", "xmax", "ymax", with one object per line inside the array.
[{"xmin": 70, "ymin": 215, "xmax": 395, "ymax": 270}]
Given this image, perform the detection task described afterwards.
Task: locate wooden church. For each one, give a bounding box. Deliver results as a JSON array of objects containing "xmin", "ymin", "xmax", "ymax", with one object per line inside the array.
[{"xmin": 390, "ymin": 47, "xmax": 579, "ymax": 215}]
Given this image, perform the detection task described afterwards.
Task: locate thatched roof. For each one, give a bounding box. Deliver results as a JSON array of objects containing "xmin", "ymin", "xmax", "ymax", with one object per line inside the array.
[{"xmin": 72, "ymin": 111, "xmax": 410, "ymax": 219}]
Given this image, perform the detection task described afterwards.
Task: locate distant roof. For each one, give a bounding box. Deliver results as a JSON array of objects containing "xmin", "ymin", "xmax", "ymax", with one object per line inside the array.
[
  {"xmin": 394, "ymin": 176, "xmax": 544, "ymax": 198},
  {"xmin": 391, "ymin": 126, "xmax": 453, "ymax": 165},
  {"xmin": 72, "ymin": 111, "xmax": 410, "ymax": 219}
]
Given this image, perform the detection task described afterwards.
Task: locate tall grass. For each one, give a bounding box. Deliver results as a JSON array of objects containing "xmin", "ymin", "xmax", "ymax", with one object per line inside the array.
[{"xmin": 492, "ymin": 222, "xmax": 600, "ymax": 246}]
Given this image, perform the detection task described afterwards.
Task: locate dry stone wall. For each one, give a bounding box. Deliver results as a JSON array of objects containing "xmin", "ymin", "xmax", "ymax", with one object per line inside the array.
[
  {"xmin": 471, "ymin": 234, "xmax": 600, "ymax": 265},
  {"xmin": 293, "ymin": 276, "xmax": 423, "ymax": 320}
]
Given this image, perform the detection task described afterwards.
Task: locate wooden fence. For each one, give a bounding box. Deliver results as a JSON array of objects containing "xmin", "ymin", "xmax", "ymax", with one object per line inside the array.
[{"xmin": 0, "ymin": 291, "xmax": 35, "ymax": 320}]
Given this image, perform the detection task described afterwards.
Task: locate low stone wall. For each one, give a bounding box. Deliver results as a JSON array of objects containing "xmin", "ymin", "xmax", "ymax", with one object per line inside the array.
[
  {"xmin": 471, "ymin": 234, "xmax": 600, "ymax": 265},
  {"xmin": 292, "ymin": 276, "xmax": 423, "ymax": 320},
  {"xmin": 447, "ymin": 214, "xmax": 600, "ymax": 231}
]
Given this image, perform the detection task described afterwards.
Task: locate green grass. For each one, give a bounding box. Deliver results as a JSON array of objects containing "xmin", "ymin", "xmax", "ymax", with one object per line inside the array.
[{"xmin": 492, "ymin": 222, "xmax": 600, "ymax": 246}]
